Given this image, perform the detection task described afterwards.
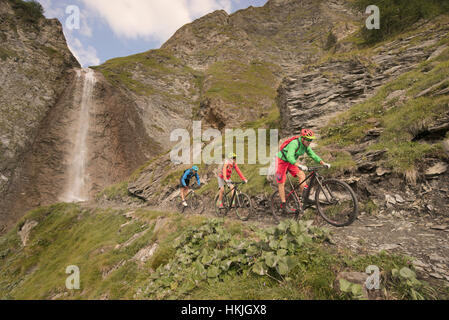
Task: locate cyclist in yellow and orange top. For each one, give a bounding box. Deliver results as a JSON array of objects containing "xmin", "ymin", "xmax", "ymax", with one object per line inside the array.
[{"xmin": 216, "ymin": 153, "xmax": 248, "ymax": 208}]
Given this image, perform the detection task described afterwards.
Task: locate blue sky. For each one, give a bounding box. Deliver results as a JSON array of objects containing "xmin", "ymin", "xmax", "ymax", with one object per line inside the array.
[{"xmin": 37, "ymin": 0, "xmax": 268, "ymax": 67}]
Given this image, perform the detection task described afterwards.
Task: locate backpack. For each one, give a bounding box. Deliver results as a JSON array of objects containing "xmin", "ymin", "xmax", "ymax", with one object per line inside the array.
[
  {"xmin": 182, "ymin": 169, "xmax": 191, "ymax": 179},
  {"xmin": 215, "ymin": 159, "xmax": 231, "ymax": 177},
  {"xmin": 279, "ymin": 136, "xmax": 301, "ymax": 160}
]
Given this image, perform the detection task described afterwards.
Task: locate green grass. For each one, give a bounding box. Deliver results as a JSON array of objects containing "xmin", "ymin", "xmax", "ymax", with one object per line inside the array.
[
  {"xmin": 8, "ymin": 0, "xmax": 44, "ymax": 26},
  {"xmin": 0, "ymin": 204, "xmax": 202, "ymax": 299},
  {"xmin": 93, "ymin": 49, "xmax": 197, "ymax": 98},
  {"xmin": 320, "ymin": 46, "xmax": 449, "ymax": 175},
  {"xmin": 95, "ymin": 181, "xmax": 131, "ymax": 202},
  {"xmin": 1, "ymin": 205, "xmax": 445, "ymax": 300},
  {"xmin": 205, "ymin": 60, "xmax": 281, "ymax": 112},
  {"xmin": 351, "ymin": 0, "xmax": 449, "ymax": 45},
  {"xmin": 0, "ymin": 47, "xmax": 18, "ymax": 61}
]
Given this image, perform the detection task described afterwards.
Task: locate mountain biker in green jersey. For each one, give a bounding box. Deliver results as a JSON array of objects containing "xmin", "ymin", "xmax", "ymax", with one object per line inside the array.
[{"xmin": 276, "ymin": 129, "xmax": 331, "ymax": 213}]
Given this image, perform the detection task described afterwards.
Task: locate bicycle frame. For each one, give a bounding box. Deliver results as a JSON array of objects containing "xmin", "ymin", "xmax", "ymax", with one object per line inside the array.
[
  {"xmin": 222, "ymin": 183, "xmax": 243, "ymax": 209},
  {"xmin": 285, "ymin": 168, "xmax": 327, "ymax": 211},
  {"xmin": 180, "ymin": 186, "xmax": 197, "ymax": 202}
]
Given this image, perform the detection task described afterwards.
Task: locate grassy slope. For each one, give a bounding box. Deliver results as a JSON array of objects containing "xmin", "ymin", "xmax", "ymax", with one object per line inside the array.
[
  {"xmin": 92, "ymin": 49, "xmax": 199, "ymax": 101},
  {"xmin": 94, "ymin": 50, "xmax": 282, "ymax": 124},
  {"xmin": 317, "ymin": 25, "xmax": 449, "ymax": 178},
  {"xmin": 1, "ymin": 203, "xmax": 444, "ymax": 300}
]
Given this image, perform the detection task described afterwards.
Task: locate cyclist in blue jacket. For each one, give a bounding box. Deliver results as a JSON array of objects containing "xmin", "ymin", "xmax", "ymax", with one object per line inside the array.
[{"xmin": 180, "ymin": 166, "xmax": 201, "ymax": 207}]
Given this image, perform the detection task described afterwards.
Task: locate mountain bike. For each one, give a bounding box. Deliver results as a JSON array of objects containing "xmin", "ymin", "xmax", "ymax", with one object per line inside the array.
[
  {"xmin": 270, "ymin": 166, "xmax": 358, "ymax": 227},
  {"xmin": 214, "ymin": 182, "xmax": 253, "ymax": 221},
  {"xmin": 178, "ymin": 186, "xmax": 204, "ymax": 215}
]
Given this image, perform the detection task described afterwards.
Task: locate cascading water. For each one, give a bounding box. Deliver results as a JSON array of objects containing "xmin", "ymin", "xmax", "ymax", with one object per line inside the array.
[{"xmin": 61, "ymin": 68, "xmax": 96, "ymax": 202}]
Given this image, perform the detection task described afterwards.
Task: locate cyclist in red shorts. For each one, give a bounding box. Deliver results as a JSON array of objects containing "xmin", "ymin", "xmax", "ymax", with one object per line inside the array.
[{"xmin": 276, "ymin": 129, "xmax": 331, "ymax": 213}]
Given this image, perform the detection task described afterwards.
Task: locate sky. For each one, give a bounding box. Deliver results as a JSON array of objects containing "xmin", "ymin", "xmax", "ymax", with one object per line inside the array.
[{"xmin": 36, "ymin": 0, "xmax": 268, "ymax": 67}]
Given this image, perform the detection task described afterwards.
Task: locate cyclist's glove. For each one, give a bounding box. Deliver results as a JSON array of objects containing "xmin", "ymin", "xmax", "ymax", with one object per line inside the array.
[
  {"xmin": 244, "ymin": 179, "xmax": 248, "ymax": 184},
  {"xmin": 298, "ymin": 164, "xmax": 308, "ymax": 171},
  {"xmin": 323, "ymin": 163, "xmax": 331, "ymax": 169}
]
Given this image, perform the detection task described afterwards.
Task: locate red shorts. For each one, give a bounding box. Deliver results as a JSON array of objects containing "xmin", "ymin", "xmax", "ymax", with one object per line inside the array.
[{"xmin": 276, "ymin": 157, "xmax": 300, "ymax": 184}]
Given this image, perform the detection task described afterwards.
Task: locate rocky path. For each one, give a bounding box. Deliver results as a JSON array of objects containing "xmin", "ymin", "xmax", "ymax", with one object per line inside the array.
[{"xmin": 328, "ymin": 212, "xmax": 449, "ymax": 284}]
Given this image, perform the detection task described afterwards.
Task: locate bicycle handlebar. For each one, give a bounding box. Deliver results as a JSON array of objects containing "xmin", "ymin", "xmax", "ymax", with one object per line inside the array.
[
  {"xmin": 307, "ymin": 166, "xmax": 322, "ymax": 171},
  {"xmin": 305, "ymin": 166, "xmax": 326, "ymax": 172}
]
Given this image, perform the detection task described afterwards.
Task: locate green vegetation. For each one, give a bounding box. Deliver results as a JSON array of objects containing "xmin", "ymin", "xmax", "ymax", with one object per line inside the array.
[
  {"xmin": 362, "ymin": 199, "xmax": 379, "ymax": 215},
  {"xmin": 320, "ymin": 45, "xmax": 449, "ymax": 176},
  {"xmin": 352, "ymin": 0, "xmax": 449, "ymax": 44},
  {"xmin": 1, "ymin": 204, "xmax": 445, "ymax": 299},
  {"xmin": 95, "ymin": 181, "xmax": 131, "ymax": 202},
  {"xmin": 0, "ymin": 47, "xmax": 17, "ymax": 61},
  {"xmin": 244, "ymin": 105, "xmax": 280, "ymax": 130},
  {"xmin": 324, "ymin": 31, "xmax": 338, "ymax": 51},
  {"xmin": 0, "ymin": 204, "xmax": 199, "ymax": 299},
  {"xmin": 8, "ymin": 0, "xmax": 44, "ymax": 25},
  {"xmin": 93, "ymin": 49, "xmax": 196, "ymax": 97},
  {"xmin": 205, "ymin": 60, "xmax": 280, "ymax": 112}
]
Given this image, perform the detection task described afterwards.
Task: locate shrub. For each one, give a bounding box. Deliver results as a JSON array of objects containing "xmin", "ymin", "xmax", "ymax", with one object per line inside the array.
[
  {"xmin": 324, "ymin": 31, "xmax": 338, "ymax": 50},
  {"xmin": 9, "ymin": 0, "xmax": 44, "ymax": 25},
  {"xmin": 352, "ymin": 0, "xmax": 449, "ymax": 44}
]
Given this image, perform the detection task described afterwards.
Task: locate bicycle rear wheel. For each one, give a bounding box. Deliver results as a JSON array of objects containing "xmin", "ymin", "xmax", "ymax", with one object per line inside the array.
[
  {"xmin": 186, "ymin": 193, "xmax": 204, "ymax": 214},
  {"xmin": 270, "ymin": 190, "xmax": 301, "ymax": 223},
  {"xmin": 234, "ymin": 192, "xmax": 253, "ymax": 221},
  {"xmin": 315, "ymin": 179, "xmax": 358, "ymax": 227},
  {"xmin": 214, "ymin": 192, "xmax": 228, "ymax": 217}
]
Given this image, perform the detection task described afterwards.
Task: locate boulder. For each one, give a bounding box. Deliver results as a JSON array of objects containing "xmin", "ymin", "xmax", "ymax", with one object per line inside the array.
[
  {"xmin": 18, "ymin": 220, "xmax": 38, "ymax": 246},
  {"xmin": 425, "ymin": 162, "xmax": 448, "ymax": 178}
]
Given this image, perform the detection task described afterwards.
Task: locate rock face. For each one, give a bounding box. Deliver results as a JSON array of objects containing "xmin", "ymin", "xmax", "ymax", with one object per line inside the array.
[
  {"xmin": 278, "ymin": 20, "xmax": 449, "ymax": 136},
  {"xmin": 162, "ymin": 0, "xmax": 360, "ymax": 71},
  {"xmin": 0, "ymin": 0, "xmax": 79, "ymax": 187},
  {"xmin": 0, "ymin": 1, "xmax": 157, "ymax": 231},
  {"xmin": 1, "ymin": 68, "xmax": 158, "ymax": 231},
  {"xmin": 0, "ymin": 0, "xmax": 78, "ymax": 225},
  {"xmin": 96, "ymin": 0, "xmax": 361, "ymax": 147}
]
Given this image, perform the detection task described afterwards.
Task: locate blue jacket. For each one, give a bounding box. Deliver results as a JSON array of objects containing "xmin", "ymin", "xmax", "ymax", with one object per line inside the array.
[{"xmin": 181, "ymin": 169, "xmax": 200, "ymax": 187}]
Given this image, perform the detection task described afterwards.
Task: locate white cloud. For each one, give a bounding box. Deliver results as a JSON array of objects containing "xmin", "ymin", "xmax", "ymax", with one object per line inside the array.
[
  {"xmin": 81, "ymin": 0, "xmax": 232, "ymax": 42},
  {"xmin": 79, "ymin": 11, "xmax": 93, "ymax": 37},
  {"xmin": 67, "ymin": 35, "xmax": 100, "ymax": 67}
]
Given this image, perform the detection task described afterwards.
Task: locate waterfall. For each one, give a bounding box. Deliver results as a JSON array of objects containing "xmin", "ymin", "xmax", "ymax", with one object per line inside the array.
[{"xmin": 61, "ymin": 68, "xmax": 96, "ymax": 202}]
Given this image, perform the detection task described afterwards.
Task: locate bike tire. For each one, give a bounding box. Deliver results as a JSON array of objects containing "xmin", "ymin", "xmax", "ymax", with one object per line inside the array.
[
  {"xmin": 234, "ymin": 193, "xmax": 253, "ymax": 221},
  {"xmin": 186, "ymin": 193, "xmax": 204, "ymax": 215},
  {"xmin": 270, "ymin": 190, "xmax": 300, "ymax": 223},
  {"xmin": 315, "ymin": 179, "xmax": 358, "ymax": 227},
  {"xmin": 214, "ymin": 192, "xmax": 228, "ymax": 217}
]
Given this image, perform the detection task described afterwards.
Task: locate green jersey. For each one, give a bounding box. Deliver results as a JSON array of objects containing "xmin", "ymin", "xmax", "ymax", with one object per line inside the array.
[{"xmin": 277, "ymin": 138, "xmax": 322, "ymax": 165}]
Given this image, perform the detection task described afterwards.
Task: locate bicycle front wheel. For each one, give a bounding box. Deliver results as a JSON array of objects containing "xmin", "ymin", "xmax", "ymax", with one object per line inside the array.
[
  {"xmin": 234, "ymin": 193, "xmax": 253, "ymax": 221},
  {"xmin": 315, "ymin": 179, "xmax": 358, "ymax": 227},
  {"xmin": 186, "ymin": 193, "xmax": 204, "ymax": 214}
]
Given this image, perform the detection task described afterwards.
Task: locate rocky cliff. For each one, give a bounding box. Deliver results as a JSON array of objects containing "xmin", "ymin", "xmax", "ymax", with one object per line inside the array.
[
  {"xmin": 95, "ymin": 0, "xmax": 361, "ymax": 147},
  {"xmin": 0, "ymin": 0, "xmax": 78, "ymax": 228},
  {"xmin": 278, "ymin": 18, "xmax": 449, "ymax": 136},
  {"xmin": 0, "ymin": 0, "xmax": 157, "ymax": 232}
]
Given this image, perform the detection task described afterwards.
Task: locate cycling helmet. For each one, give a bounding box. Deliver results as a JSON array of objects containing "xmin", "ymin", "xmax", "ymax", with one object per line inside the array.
[
  {"xmin": 228, "ymin": 152, "xmax": 237, "ymax": 159},
  {"xmin": 192, "ymin": 166, "xmax": 199, "ymax": 171},
  {"xmin": 300, "ymin": 129, "xmax": 316, "ymax": 140}
]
